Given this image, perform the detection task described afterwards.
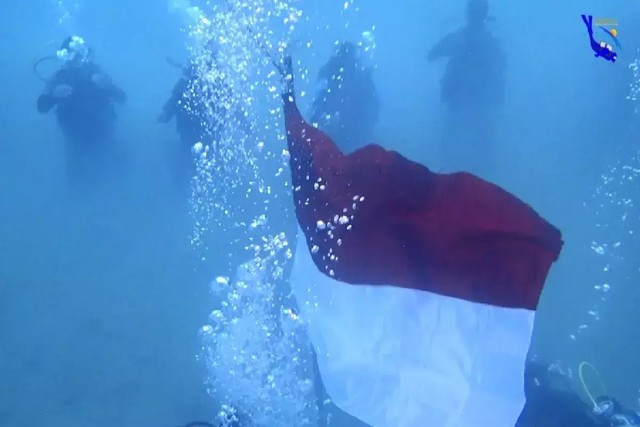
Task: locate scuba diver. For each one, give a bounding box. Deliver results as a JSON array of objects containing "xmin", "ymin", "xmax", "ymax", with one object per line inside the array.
[
  {"xmin": 310, "ymin": 41, "xmax": 379, "ymax": 154},
  {"xmin": 516, "ymin": 359, "xmax": 640, "ymax": 427},
  {"xmin": 427, "ymin": 0, "xmax": 505, "ymax": 172},
  {"xmin": 35, "ymin": 36, "xmax": 126, "ymax": 187},
  {"xmin": 581, "ymin": 14, "xmax": 618, "ymax": 63},
  {"xmin": 157, "ymin": 47, "xmax": 247, "ymax": 191},
  {"xmin": 157, "ymin": 62, "xmax": 212, "ymax": 151}
]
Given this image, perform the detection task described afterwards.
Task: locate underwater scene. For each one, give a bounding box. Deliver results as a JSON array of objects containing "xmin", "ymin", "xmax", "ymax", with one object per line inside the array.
[{"xmin": 0, "ymin": 0, "xmax": 639, "ymax": 426}]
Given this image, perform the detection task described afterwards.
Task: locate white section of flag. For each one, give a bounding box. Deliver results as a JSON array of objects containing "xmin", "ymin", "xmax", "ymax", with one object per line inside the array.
[{"xmin": 291, "ymin": 230, "xmax": 535, "ymax": 427}]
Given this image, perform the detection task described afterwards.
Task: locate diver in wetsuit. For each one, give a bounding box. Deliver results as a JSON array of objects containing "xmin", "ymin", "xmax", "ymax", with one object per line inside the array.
[
  {"xmin": 581, "ymin": 14, "xmax": 618, "ymax": 63},
  {"xmin": 157, "ymin": 63, "xmax": 210, "ymax": 150},
  {"xmin": 516, "ymin": 359, "xmax": 640, "ymax": 427},
  {"xmin": 37, "ymin": 36, "xmax": 126, "ymax": 185},
  {"xmin": 427, "ymin": 0, "xmax": 505, "ymax": 171},
  {"xmin": 310, "ymin": 41, "xmax": 379, "ymax": 154},
  {"xmin": 593, "ymin": 396, "xmax": 640, "ymax": 426},
  {"xmin": 516, "ymin": 359, "xmax": 607, "ymax": 427},
  {"xmin": 157, "ymin": 49, "xmax": 246, "ymax": 190}
]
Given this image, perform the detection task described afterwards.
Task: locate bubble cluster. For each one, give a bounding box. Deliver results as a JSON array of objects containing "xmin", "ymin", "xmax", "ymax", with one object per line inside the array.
[
  {"xmin": 170, "ymin": 0, "xmax": 376, "ymax": 421},
  {"xmin": 181, "ymin": 0, "xmax": 302, "ymax": 251},
  {"xmin": 172, "ymin": 0, "xmax": 325, "ymax": 423},
  {"xmin": 628, "ymin": 56, "xmax": 640, "ymax": 113},
  {"xmin": 573, "ymin": 151, "xmax": 639, "ymax": 341},
  {"xmin": 305, "ymin": 192, "xmax": 364, "ymax": 278},
  {"xmin": 53, "ymin": 0, "xmax": 79, "ymax": 28},
  {"xmin": 200, "ymin": 250, "xmax": 318, "ymax": 426}
]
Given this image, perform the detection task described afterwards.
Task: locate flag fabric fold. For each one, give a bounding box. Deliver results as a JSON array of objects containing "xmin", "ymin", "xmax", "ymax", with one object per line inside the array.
[{"xmin": 282, "ymin": 91, "xmax": 563, "ymax": 427}]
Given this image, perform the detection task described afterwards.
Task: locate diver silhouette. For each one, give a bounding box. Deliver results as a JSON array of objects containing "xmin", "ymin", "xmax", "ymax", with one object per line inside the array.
[
  {"xmin": 37, "ymin": 36, "xmax": 126, "ymax": 144},
  {"xmin": 427, "ymin": 0, "xmax": 505, "ymax": 173},
  {"xmin": 581, "ymin": 14, "xmax": 618, "ymax": 63},
  {"xmin": 158, "ymin": 48, "xmax": 248, "ymax": 192},
  {"xmin": 516, "ymin": 359, "xmax": 640, "ymax": 427},
  {"xmin": 310, "ymin": 41, "xmax": 379, "ymax": 154},
  {"xmin": 36, "ymin": 35, "xmax": 126, "ymax": 189}
]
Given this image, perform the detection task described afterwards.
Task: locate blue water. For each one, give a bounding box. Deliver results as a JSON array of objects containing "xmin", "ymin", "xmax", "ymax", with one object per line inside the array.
[{"xmin": 0, "ymin": 0, "xmax": 638, "ymax": 426}]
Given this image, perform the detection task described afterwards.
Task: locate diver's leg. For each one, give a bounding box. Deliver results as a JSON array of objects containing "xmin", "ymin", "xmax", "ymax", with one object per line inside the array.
[
  {"xmin": 581, "ymin": 14, "xmax": 593, "ymax": 35},
  {"xmin": 438, "ymin": 106, "xmax": 476, "ymax": 172},
  {"xmin": 63, "ymin": 136, "xmax": 92, "ymax": 194},
  {"xmin": 581, "ymin": 14, "xmax": 588, "ymax": 26}
]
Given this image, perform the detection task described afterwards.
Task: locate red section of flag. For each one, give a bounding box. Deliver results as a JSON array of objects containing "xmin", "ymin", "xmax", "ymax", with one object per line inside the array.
[{"xmin": 283, "ymin": 93, "xmax": 563, "ymax": 310}]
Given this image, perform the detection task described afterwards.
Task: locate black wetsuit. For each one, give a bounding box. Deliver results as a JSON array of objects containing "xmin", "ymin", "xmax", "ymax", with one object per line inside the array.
[
  {"xmin": 159, "ymin": 65, "xmax": 232, "ymax": 148},
  {"xmin": 37, "ymin": 62, "xmax": 126, "ymax": 144},
  {"xmin": 310, "ymin": 63, "xmax": 379, "ymax": 154},
  {"xmin": 516, "ymin": 361, "xmax": 607, "ymax": 427},
  {"xmin": 160, "ymin": 66, "xmax": 207, "ymax": 148}
]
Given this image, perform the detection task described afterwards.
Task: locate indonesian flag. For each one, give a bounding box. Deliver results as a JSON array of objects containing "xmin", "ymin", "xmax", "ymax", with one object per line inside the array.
[{"xmin": 281, "ymin": 88, "xmax": 563, "ymax": 427}]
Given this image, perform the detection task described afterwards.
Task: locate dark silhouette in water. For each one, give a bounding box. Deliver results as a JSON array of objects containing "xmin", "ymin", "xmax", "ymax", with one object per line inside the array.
[
  {"xmin": 516, "ymin": 360, "xmax": 605, "ymax": 427},
  {"xmin": 310, "ymin": 41, "xmax": 379, "ymax": 154},
  {"xmin": 428, "ymin": 0, "xmax": 505, "ymax": 169},
  {"xmin": 158, "ymin": 52, "xmax": 246, "ymax": 191},
  {"xmin": 36, "ymin": 36, "xmax": 126, "ymax": 188},
  {"xmin": 516, "ymin": 360, "xmax": 640, "ymax": 426},
  {"xmin": 158, "ymin": 63, "xmax": 212, "ymax": 150}
]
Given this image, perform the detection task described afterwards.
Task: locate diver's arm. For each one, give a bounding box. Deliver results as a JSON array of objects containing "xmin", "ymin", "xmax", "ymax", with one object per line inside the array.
[
  {"xmin": 37, "ymin": 94, "xmax": 56, "ymax": 113},
  {"xmin": 36, "ymin": 73, "xmax": 63, "ymax": 113},
  {"xmin": 158, "ymin": 77, "xmax": 189, "ymax": 122},
  {"xmin": 427, "ymin": 31, "xmax": 460, "ymax": 61},
  {"xmin": 89, "ymin": 66, "xmax": 126, "ymax": 104},
  {"xmin": 108, "ymin": 84, "xmax": 127, "ymax": 104},
  {"xmin": 100, "ymin": 75, "xmax": 126, "ymax": 104}
]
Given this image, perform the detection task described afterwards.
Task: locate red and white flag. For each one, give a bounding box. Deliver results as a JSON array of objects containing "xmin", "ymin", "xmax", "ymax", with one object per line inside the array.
[{"xmin": 281, "ymin": 89, "xmax": 563, "ymax": 427}]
